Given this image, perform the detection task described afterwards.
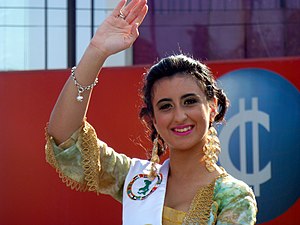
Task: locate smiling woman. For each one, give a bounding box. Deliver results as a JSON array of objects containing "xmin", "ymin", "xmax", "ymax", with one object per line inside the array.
[
  {"xmin": 45, "ymin": 0, "xmax": 257, "ymax": 224},
  {"xmin": 137, "ymin": 54, "xmax": 257, "ymax": 224},
  {"xmin": 151, "ymin": 75, "xmax": 212, "ymax": 152}
]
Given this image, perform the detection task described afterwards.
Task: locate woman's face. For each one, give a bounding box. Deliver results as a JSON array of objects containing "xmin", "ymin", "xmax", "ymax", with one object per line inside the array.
[{"xmin": 152, "ymin": 74, "xmax": 216, "ymax": 152}]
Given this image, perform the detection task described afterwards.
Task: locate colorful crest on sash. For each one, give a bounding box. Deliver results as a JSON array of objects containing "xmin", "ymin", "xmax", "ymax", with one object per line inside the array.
[{"xmin": 127, "ymin": 173, "xmax": 163, "ymax": 200}]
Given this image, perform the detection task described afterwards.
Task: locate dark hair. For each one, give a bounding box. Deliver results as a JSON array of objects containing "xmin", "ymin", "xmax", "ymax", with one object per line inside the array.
[{"xmin": 139, "ymin": 54, "xmax": 229, "ymax": 157}]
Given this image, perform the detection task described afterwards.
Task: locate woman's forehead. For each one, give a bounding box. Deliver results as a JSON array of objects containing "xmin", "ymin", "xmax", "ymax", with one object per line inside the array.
[{"xmin": 152, "ymin": 74, "xmax": 206, "ymax": 99}]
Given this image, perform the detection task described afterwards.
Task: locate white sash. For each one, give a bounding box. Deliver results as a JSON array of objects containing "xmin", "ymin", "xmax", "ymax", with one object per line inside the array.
[{"xmin": 122, "ymin": 158, "xmax": 169, "ymax": 225}]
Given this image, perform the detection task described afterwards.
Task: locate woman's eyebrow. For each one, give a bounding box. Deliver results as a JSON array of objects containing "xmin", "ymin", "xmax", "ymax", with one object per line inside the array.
[{"xmin": 181, "ymin": 93, "xmax": 199, "ymax": 99}]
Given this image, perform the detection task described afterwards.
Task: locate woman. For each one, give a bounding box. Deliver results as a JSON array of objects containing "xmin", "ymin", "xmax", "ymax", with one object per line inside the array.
[{"xmin": 46, "ymin": 0, "xmax": 257, "ymax": 224}]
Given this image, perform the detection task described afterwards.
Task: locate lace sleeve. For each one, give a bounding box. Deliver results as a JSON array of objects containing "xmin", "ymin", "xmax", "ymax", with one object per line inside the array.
[{"xmin": 45, "ymin": 121, "xmax": 131, "ymax": 202}]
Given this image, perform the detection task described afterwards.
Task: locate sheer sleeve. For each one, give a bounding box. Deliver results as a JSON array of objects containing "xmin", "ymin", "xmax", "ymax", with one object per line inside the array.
[
  {"xmin": 215, "ymin": 176, "xmax": 257, "ymax": 225},
  {"xmin": 45, "ymin": 121, "xmax": 131, "ymax": 202}
]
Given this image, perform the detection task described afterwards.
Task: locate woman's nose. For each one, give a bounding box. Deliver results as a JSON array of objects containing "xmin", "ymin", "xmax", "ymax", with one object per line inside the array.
[{"xmin": 173, "ymin": 107, "xmax": 188, "ymax": 122}]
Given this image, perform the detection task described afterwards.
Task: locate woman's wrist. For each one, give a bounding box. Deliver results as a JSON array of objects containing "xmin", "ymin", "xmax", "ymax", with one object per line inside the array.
[
  {"xmin": 75, "ymin": 42, "xmax": 109, "ymax": 80},
  {"xmin": 88, "ymin": 41, "xmax": 111, "ymax": 61}
]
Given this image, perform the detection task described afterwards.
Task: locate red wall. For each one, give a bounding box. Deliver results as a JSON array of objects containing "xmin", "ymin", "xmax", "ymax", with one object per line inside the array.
[{"xmin": 0, "ymin": 57, "xmax": 299, "ymax": 225}]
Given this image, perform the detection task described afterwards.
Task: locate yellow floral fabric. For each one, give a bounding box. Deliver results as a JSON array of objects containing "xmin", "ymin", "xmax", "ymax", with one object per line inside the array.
[
  {"xmin": 45, "ymin": 121, "xmax": 257, "ymax": 224},
  {"xmin": 163, "ymin": 206, "xmax": 186, "ymax": 224}
]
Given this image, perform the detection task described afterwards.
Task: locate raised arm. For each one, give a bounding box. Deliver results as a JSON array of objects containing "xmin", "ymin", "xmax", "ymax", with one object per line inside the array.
[{"xmin": 47, "ymin": 0, "xmax": 148, "ymax": 144}]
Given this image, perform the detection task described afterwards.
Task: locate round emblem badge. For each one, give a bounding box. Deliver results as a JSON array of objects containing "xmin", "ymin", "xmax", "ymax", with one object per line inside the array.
[
  {"xmin": 218, "ymin": 68, "xmax": 300, "ymax": 222},
  {"xmin": 127, "ymin": 173, "xmax": 163, "ymax": 200}
]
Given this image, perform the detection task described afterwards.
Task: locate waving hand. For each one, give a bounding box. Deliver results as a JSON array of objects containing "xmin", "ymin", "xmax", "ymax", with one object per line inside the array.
[
  {"xmin": 48, "ymin": 0, "xmax": 148, "ymax": 143},
  {"xmin": 91, "ymin": 0, "xmax": 148, "ymax": 57}
]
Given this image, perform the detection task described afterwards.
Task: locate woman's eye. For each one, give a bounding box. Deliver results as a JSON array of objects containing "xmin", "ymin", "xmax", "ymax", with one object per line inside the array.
[
  {"xmin": 184, "ymin": 98, "xmax": 198, "ymax": 105},
  {"xmin": 159, "ymin": 103, "xmax": 172, "ymax": 111}
]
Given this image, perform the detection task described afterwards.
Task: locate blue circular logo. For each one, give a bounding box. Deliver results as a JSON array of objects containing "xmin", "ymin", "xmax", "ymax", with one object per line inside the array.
[{"xmin": 217, "ymin": 68, "xmax": 300, "ymax": 223}]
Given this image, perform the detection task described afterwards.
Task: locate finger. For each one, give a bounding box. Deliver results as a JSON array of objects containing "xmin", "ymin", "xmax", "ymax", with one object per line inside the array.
[
  {"xmin": 112, "ymin": 0, "xmax": 127, "ymax": 17},
  {"xmin": 131, "ymin": 4, "xmax": 148, "ymax": 26},
  {"xmin": 121, "ymin": 0, "xmax": 140, "ymax": 17},
  {"xmin": 125, "ymin": 0, "xmax": 147, "ymax": 24}
]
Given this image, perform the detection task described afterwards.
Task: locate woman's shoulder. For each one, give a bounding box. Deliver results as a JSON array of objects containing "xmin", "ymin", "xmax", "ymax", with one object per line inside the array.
[
  {"xmin": 214, "ymin": 170, "xmax": 256, "ymax": 202},
  {"xmin": 212, "ymin": 169, "xmax": 258, "ymax": 224},
  {"xmin": 217, "ymin": 173, "xmax": 252, "ymax": 190}
]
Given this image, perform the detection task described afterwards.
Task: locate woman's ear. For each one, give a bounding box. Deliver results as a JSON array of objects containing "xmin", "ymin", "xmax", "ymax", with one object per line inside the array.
[
  {"xmin": 152, "ymin": 115, "xmax": 157, "ymax": 129},
  {"xmin": 209, "ymin": 97, "xmax": 218, "ymax": 110}
]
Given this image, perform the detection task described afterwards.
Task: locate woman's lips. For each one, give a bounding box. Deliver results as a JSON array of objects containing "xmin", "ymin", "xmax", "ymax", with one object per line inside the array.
[{"xmin": 172, "ymin": 125, "xmax": 194, "ymax": 136}]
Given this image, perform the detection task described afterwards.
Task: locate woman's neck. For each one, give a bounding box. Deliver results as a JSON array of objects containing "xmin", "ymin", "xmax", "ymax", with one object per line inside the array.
[
  {"xmin": 168, "ymin": 148, "xmax": 205, "ymax": 178},
  {"xmin": 167, "ymin": 146, "xmax": 222, "ymax": 184}
]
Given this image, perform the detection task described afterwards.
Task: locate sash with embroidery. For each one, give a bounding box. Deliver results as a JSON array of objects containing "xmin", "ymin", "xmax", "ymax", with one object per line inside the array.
[{"xmin": 122, "ymin": 158, "xmax": 169, "ymax": 225}]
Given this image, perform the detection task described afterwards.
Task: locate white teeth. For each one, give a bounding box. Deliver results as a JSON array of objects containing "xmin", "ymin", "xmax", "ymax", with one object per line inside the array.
[{"xmin": 174, "ymin": 126, "xmax": 192, "ymax": 133}]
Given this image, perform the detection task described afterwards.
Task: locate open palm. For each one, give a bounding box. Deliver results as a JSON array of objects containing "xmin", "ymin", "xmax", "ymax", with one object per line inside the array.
[{"xmin": 91, "ymin": 0, "xmax": 148, "ymax": 57}]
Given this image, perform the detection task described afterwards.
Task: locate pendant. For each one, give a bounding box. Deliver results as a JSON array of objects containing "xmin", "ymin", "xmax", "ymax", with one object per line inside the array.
[
  {"xmin": 76, "ymin": 94, "xmax": 83, "ymax": 102},
  {"xmin": 76, "ymin": 87, "xmax": 85, "ymax": 102}
]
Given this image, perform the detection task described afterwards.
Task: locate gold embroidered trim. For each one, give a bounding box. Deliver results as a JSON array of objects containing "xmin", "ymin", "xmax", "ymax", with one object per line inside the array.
[
  {"xmin": 45, "ymin": 121, "xmax": 102, "ymax": 194},
  {"xmin": 182, "ymin": 182, "xmax": 214, "ymax": 224},
  {"xmin": 45, "ymin": 126, "xmax": 88, "ymax": 192},
  {"xmin": 183, "ymin": 173, "xmax": 227, "ymax": 224},
  {"xmin": 79, "ymin": 121, "xmax": 101, "ymax": 194}
]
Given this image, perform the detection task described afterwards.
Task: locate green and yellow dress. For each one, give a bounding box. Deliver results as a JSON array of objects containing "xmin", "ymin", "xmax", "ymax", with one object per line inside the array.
[{"xmin": 45, "ymin": 121, "xmax": 257, "ymax": 224}]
